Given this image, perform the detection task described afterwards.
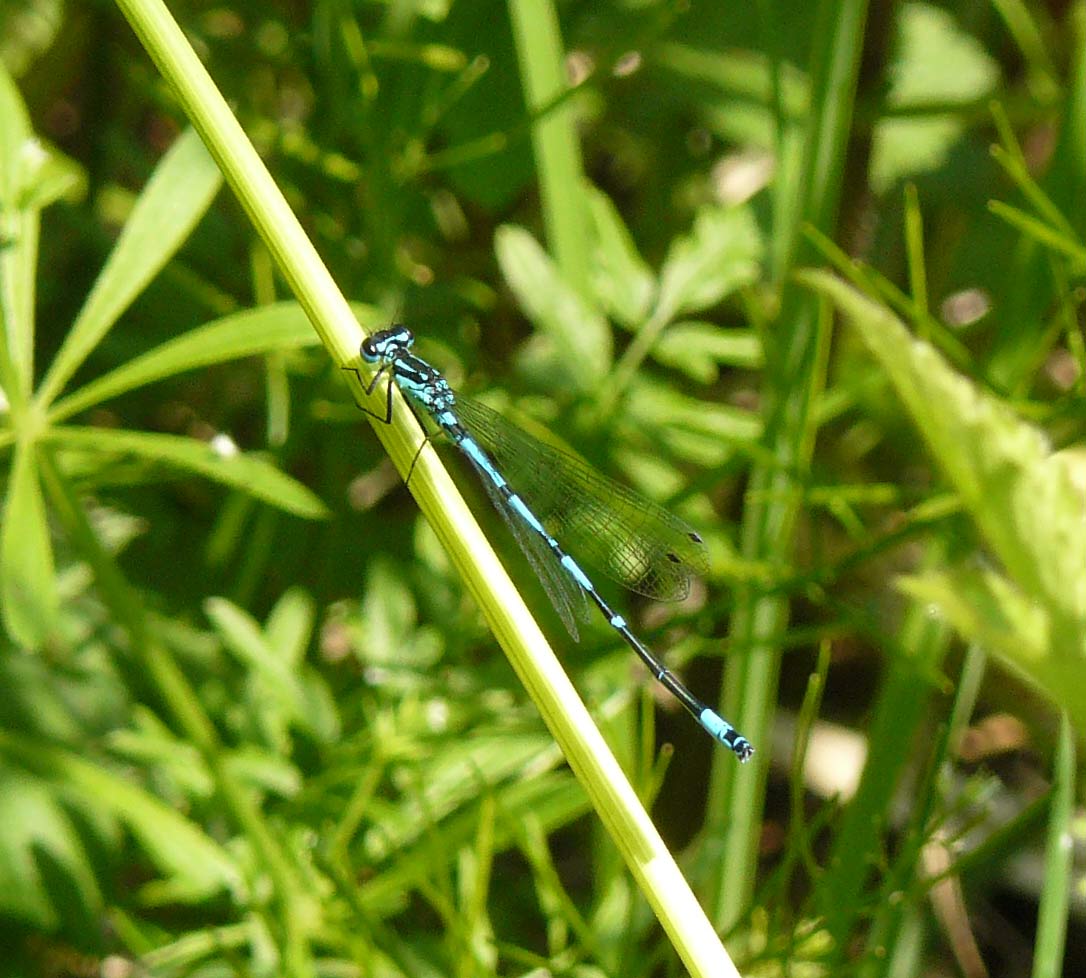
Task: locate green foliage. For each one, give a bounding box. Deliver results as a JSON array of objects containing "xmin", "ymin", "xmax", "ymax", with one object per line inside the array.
[
  {"xmin": 870, "ymin": 2, "xmax": 1001, "ymax": 191},
  {"xmin": 806, "ymin": 271, "xmax": 1086, "ymax": 730},
  {"xmin": 1, "ymin": 1, "xmax": 1084, "ymax": 977}
]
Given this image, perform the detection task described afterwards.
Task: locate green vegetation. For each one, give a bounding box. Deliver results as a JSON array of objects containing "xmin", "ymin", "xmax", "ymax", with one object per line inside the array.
[{"xmin": 0, "ymin": 1, "xmax": 1082, "ymax": 976}]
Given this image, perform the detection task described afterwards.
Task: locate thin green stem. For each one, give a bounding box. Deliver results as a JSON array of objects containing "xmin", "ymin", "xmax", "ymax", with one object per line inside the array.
[
  {"xmin": 507, "ymin": 0, "xmax": 591, "ymax": 294},
  {"xmin": 1032, "ymin": 715, "xmax": 1075, "ymax": 978},
  {"xmin": 707, "ymin": 0, "xmax": 870, "ymax": 932}
]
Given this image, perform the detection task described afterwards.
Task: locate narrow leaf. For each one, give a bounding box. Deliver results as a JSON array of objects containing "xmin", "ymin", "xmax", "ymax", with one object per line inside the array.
[
  {"xmin": 655, "ymin": 204, "xmax": 763, "ymax": 321},
  {"xmin": 265, "ymin": 586, "xmax": 315, "ymax": 668},
  {"xmin": 49, "ymin": 427, "xmax": 329, "ymax": 519},
  {"xmin": 0, "ymin": 63, "xmax": 40, "ymax": 396},
  {"xmin": 16, "ymin": 139, "xmax": 86, "ymax": 212},
  {"xmin": 495, "ymin": 224, "xmax": 612, "ymax": 388},
  {"xmin": 3, "ymin": 733, "xmax": 244, "ymax": 904},
  {"xmin": 49, "ymin": 300, "xmax": 336, "ymax": 423},
  {"xmin": 0, "ymin": 59, "xmax": 31, "ymax": 204},
  {"xmin": 1, "ymin": 442, "xmax": 58, "ymax": 648},
  {"xmin": 804, "ymin": 272, "xmax": 1086, "ymax": 625},
  {"xmin": 0, "ymin": 767, "xmax": 101, "ymax": 927},
  {"xmin": 39, "ymin": 128, "xmax": 223, "ymax": 405},
  {"xmin": 205, "ymin": 598, "xmax": 310, "ymax": 718},
  {"xmin": 651, "ymin": 320, "xmax": 763, "ymax": 382},
  {"xmin": 585, "ymin": 184, "xmax": 656, "ymax": 327}
]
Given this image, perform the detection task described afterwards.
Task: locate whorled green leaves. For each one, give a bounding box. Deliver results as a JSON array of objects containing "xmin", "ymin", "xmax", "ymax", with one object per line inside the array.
[{"xmin": 0, "ymin": 68, "xmax": 342, "ymax": 647}]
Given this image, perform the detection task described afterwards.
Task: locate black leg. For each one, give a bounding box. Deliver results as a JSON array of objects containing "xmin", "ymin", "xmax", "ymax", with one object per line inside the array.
[
  {"xmin": 343, "ymin": 359, "xmax": 438, "ymax": 486},
  {"xmin": 342, "ymin": 363, "xmax": 394, "ymax": 424},
  {"xmin": 404, "ymin": 427, "xmax": 438, "ymax": 485}
]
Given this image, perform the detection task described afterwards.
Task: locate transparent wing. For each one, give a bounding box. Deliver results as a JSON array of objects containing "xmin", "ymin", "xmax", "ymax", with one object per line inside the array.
[
  {"xmin": 466, "ymin": 455, "xmax": 589, "ymax": 640},
  {"xmin": 453, "ymin": 396, "xmax": 708, "ymax": 602}
]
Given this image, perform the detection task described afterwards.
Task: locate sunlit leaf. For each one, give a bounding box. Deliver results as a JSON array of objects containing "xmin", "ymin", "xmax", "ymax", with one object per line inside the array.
[
  {"xmin": 495, "ymin": 224, "xmax": 612, "ymax": 389},
  {"xmin": 49, "ymin": 427, "xmax": 329, "ymax": 519},
  {"xmin": 651, "ymin": 320, "xmax": 763, "ymax": 383},
  {"xmin": 655, "ymin": 204, "xmax": 763, "ymax": 322},
  {"xmin": 585, "ymin": 185, "xmax": 655, "ymax": 327},
  {"xmin": 0, "ymin": 59, "xmax": 31, "ymax": 204},
  {"xmin": 39, "ymin": 128, "xmax": 223, "ymax": 405},
  {"xmin": 206, "ymin": 598, "xmax": 311, "ymax": 722},
  {"xmin": 49, "ymin": 300, "xmax": 346, "ymax": 423},
  {"xmin": 897, "ymin": 566, "xmax": 1050, "ymax": 668},
  {"xmin": 11, "ymin": 736, "xmax": 244, "ymax": 905},
  {"xmin": 17, "ymin": 139, "xmax": 85, "ymax": 211},
  {"xmin": 805, "ymin": 270, "xmax": 1086, "ymax": 734},
  {"xmin": 265, "ymin": 587, "xmax": 316, "ymax": 668},
  {"xmin": 870, "ymin": 3, "xmax": 999, "ymax": 192},
  {"xmin": 1, "ymin": 441, "xmax": 57, "ymax": 648},
  {"xmin": 0, "ymin": 766, "xmax": 101, "ymax": 928},
  {"xmin": 0, "ymin": 62, "xmax": 39, "ymax": 396}
]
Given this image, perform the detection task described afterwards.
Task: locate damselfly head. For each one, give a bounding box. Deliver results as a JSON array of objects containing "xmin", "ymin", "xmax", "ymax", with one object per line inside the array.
[{"xmin": 361, "ymin": 324, "xmax": 415, "ymax": 363}]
